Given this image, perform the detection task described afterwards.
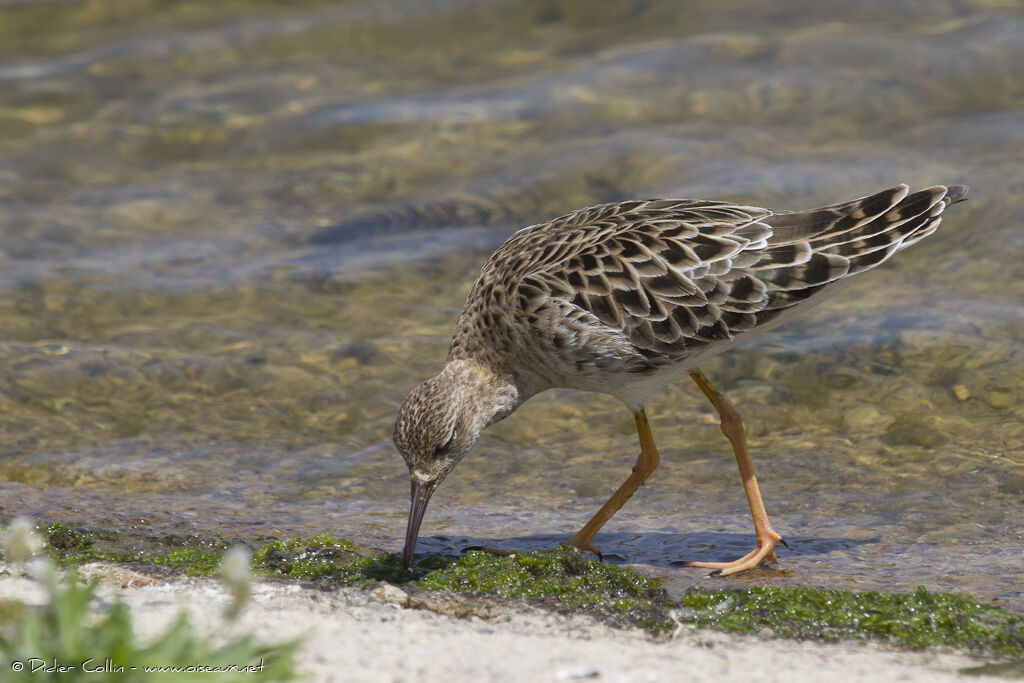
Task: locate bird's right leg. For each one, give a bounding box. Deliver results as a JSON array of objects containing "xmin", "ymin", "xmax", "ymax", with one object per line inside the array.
[
  {"xmin": 685, "ymin": 368, "xmax": 784, "ymax": 575},
  {"xmin": 567, "ymin": 408, "xmax": 661, "ymax": 556}
]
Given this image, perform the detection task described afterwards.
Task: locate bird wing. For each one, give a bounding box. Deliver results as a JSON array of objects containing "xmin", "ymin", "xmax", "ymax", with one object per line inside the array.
[{"xmin": 511, "ymin": 184, "xmax": 966, "ymax": 373}]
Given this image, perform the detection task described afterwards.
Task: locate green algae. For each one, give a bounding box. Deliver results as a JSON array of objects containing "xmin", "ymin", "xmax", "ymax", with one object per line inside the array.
[
  {"xmin": 414, "ymin": 546, "xmax": 675, "ymax": 632},
  {"xmin": 961, "ymin": 659, "xmax": 1024, "ymax": 677},
  {"xmin": 37, "ymin": 522, "xmax": 133, "ymax": 564},
  {"xmin": 249, "ymin": 534, "xmax": 1024, "ymax": 662},
  {"xmin": 674, "ymin": 586, "xmax": 1024, "ymax": 657},
  {"xmin": 35, "ymin": 522, "xmax": 221, "ymax": 576},
  {"xmin": 149, "ymin": 548, "xmax": 224, "ymax": 577},
  {"xmin": 251, "ymin": 532, "xmax": 444, "ymax": 586},
  {"xmin": 40, "ymin": 523, "xmax": 97, "ymax": 555},
  {"xmin": 253, "ymin": 532, "xmax": 360, "ymax": 580},
  {"xmin": 249, "ymin": 538, "xmax": 673, "ymax": 631},
  {"xmin": 24, "ymin": 527, "xmax": 1024, "ymax": 665},
  {"xmin": 413, "ymin": 546, "xmax": 644, "ymax": 606}
]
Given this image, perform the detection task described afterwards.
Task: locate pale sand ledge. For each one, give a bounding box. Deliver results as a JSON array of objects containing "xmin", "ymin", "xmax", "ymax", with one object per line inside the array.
[{"xmin": 0, "ymin": 563, "xmax": 1003, "ymax": 683}]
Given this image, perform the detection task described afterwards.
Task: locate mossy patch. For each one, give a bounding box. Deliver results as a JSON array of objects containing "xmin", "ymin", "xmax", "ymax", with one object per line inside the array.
[
  {"xmin": 35, "ymin": 522, "xmax": 220, "ymax": 576},
  {"xmin": 37, "ymin": 522, "xmax": 133, "ymax": 564},
  {"xmin": 149, "ymin": 548, "xmax": 224, "ymax": 576},
  {"xmin": 251, "ymin": 532, "xmax": 444, "ymax": 586},
  {"xmin": 961, "ymin": 659, "xmax": 1024, "ymax": 677},
  {"xmin": 674, "ymin": 586, "xmax": 1024, "ymax": 656},
  {"xmin": 22, "ymin": 526, "xmax": 1024, "ymax": 665},
  {"xmin": 249, "ymin": 538, "xmax": 672, "ymax": 630},
  {"xmin": 40, "ymin": 522, "xmax": 95, "ymax": 554},
  {"xmin": 241, "ymin": 535, "xmax": 1024, "ymax": 658},
  {"xmin": 414, "ymin": 546, "xmax": 674, "ymax": 632}
]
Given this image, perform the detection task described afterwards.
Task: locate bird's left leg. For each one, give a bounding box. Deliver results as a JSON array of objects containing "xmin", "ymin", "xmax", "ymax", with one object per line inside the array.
[
  {"xmin": 567, "ymin": 408, "xmax": 660, "ymax": 556},
  {"xmin": 685, "ymin": 368, "xmax": 784, "ymax": 576},
  {"xmin": 469, "ymin": 410, "xmax": 659, "ymax": 559}
]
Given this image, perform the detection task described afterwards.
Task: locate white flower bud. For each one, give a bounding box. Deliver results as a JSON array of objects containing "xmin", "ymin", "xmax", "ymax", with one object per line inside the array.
[
  {"xmin": 2, "ymin": 517, "xmax": 44, "ymax": 567},
  {"xmin": 220, "ymin": 545, "xmax": 252, "ymax": 616}
]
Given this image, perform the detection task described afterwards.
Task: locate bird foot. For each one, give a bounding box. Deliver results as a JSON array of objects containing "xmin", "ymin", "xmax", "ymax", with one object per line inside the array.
[
  {"xmin": 565, "ymin": 537, "xmax": 603, "ymax": 560},
  {"xmin": 685, "ymin": 533, "xmax": 783, "ymax": 576}
]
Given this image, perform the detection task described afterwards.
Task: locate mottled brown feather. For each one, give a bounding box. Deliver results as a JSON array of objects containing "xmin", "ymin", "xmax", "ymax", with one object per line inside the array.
[{"xmin": 447, "ymin": 185, "xmax": 968, "ymax": 384}]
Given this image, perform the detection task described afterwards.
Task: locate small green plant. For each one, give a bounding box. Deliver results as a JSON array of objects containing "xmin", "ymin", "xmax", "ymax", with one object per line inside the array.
[{"xmin": 0, "ymin": 520, "xmax": 299, "ymax": 681}]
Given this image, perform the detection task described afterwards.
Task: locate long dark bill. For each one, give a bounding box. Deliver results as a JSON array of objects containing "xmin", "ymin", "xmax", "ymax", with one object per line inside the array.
[{"xmin": 403, "ymin": 478, "xmax": 436, "ymax": 568}]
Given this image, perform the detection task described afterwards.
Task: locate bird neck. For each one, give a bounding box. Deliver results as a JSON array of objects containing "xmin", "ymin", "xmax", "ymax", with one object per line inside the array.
[{"xmin": 439, "ymin": 359, "xmax": 522, "ymax": 429}]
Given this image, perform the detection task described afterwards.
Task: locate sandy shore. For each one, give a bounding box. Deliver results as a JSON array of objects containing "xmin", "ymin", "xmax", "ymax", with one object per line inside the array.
[{"xmin": 0, "ymin": 563, "xmax": 1002, "ymax": 682}]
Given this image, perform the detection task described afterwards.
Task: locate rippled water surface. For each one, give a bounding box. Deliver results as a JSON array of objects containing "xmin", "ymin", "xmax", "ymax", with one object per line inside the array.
[{"xmin": 1, "ymin": 0, "xmax": 1021, "ymax": 609}]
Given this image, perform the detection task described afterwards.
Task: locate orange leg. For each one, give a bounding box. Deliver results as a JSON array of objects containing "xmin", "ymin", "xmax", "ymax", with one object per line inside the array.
[
  {"xmin": 686, "ymin": 368, "xmax": 784, "ymax": 575},
  {"xmin": 568, "ymin": 408, "xmax": 660, "ymax": 555}
]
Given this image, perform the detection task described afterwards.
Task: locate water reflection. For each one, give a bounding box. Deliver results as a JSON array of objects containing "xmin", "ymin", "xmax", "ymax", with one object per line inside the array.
[{"xmin": 417, "ymin": 531, "xmax": 875, "ymax": 568}]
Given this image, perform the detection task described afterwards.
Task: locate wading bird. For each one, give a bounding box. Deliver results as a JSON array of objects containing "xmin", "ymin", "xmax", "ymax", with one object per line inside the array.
[{"xmin": 394, "ymin": 184, "xmax": 967, "ymax": 575}]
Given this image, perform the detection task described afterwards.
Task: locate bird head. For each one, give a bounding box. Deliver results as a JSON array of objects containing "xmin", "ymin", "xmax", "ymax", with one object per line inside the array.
[{"xmin": 394, "ymin": 360, "xmax": 517, "ymax": 567}]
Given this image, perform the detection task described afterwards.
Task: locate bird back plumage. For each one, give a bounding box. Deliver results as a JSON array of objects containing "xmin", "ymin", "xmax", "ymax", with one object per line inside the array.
[{"xmin": 448, "ymin": 184, "xmax": 968, "ymax": 381}]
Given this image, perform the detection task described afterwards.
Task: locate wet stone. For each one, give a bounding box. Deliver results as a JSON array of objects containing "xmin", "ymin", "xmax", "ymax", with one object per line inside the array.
[
  {"xmin": 733, "ymin": 378, "xmax": 787, "ymax": 404},
  {"xmin": 11, "ymin": 359, "xmax": 83, "ymax": 397},
  {"xmin": 842, "ymin": 404, "xmax": 891, "ymax": 432},
  {"xmin": 332, "ymin": 342, "xmax": 384, "ymax": 365},
  {"xmin": 983, "ymin": 388, "xmax": 1015, "ymax": 410},
  {"xmin": 883, "ymin": 414, "xmax": 948, "ymax": 449},
  {"xmin": 997, "ymin": 475, "xmax": 1024, "ymax": 496},
  {"xmin": 371, "ymin": 582, "xmax": 409, "ymax": 605},
  {"xmin": 879, "ymin": 384, "xmax": 931, "ymax": 413}
]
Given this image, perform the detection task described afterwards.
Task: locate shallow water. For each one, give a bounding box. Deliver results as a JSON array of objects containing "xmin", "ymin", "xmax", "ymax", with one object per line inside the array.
[{"xmin": 0, "ymin": 1, "xmax": 1021, "ymax": 609}]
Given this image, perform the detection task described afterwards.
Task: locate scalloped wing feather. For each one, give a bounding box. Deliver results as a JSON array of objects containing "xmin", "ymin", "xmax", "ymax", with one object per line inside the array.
[{"xmin": 451, "ymin": 186, "xmax": 967, "ymax": 378}]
